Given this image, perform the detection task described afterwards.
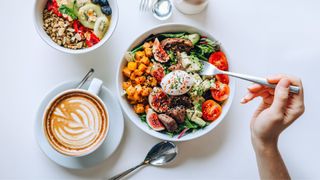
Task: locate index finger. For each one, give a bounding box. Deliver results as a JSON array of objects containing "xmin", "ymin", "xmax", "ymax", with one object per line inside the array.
[
  {"xmin": 267, "ymin": 74, "xmax": 302, "ymax": 87},
  {"xmin": 267, "ymin": 74, "xmax": 304, "ymax": 100}
]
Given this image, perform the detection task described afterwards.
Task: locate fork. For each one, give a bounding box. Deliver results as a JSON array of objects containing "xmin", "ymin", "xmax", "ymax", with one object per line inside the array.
[
  {"xmin": 199, "ymin": 60, "xmax": 300, "ymax": 94},
  {"xmin": 139, "ymin": 0, "xmax": 153, "ymax": 12}
]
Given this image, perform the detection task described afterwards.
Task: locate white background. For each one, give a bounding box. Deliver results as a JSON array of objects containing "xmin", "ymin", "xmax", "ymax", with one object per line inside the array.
[{"xmin": 1, "ymin": 0, "xmax": 320, "ymax": 179}]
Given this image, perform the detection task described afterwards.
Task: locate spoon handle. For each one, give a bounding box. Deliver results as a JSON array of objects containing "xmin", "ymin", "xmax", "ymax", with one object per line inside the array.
[
  {"xmin": 221, "ymin": 70, "xmax": 300, "ymax": 94},
  {"xmin": 76, "ymin": 68, "xmax": 94, "ymax": 89},
  {"xmin": 108, "ymin": 162, "xmax": 146, "ymax": 180}
]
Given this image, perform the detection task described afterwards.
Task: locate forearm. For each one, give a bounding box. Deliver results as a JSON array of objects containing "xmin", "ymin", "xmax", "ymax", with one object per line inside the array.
[{"xmin": 253, "ymin": 139, "xmax": 290, "ymax": 180}]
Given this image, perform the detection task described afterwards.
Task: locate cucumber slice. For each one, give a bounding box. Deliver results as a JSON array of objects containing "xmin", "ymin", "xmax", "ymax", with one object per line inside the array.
[
  {"xmin": 93, "ymin": 15, "xmax": 109, "ymax": 39},
  {"xmin": 78, "ymin": 3, "xmax": 103, "ymax": 29},
  {"xmin": 191, "ymin": 117, "xmax": 206, "ymax": 127}
]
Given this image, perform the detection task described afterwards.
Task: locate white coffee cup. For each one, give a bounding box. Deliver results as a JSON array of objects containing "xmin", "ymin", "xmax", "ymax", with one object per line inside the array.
[
  {"xmin": 173, "ymin": 0, "xmax": 208, "ymax": 15},
  {"xmin": 42, "ymin": 78, "xmax": 109, "ymax": 157}
]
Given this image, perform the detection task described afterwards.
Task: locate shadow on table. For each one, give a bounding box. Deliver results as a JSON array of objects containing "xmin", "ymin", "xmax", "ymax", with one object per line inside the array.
[
  {"xmin": 170, "ymin": 7, "xmax": 210, "ymax": 28},
  {"xmin": 59, "ymin": 119, "xmax": 130, "ymax": 178},
  {"xmin": 58, "ymin": 108, "xmax": 231, "ymax": 178},
  {"xmin": 164, "ymin": 114, "xmax": 231, "ymax": 168},
  {"xmin": 54, "ymin": 34, "xmax": 125, "ymax": 91}
]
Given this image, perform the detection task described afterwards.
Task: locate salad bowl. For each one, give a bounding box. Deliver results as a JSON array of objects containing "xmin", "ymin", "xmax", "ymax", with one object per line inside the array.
[{"xmin": 117, "ymin": 23, "xmax": 235, "ymax": 141}]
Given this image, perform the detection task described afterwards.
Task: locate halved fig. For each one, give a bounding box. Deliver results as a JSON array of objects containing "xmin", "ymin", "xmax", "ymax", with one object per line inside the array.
[
  {"xmin": 146, "ymin": 109, "xmax": 165, "ymax": 131},
  {"xmin": 152, "ymin": 38, "xmax": 170, "ymax": 63},
  {"xmin": 166, "ymin": 106, "xmax": 186, "ymax": 124},
  {"xmin": 161, "ymin": 38, "xmax": 193, "ymax": 52},
  {"xmin": 148, "ymin": 87, "xmax": 170, "ymax": 113},
  {"xmin": 158, "ymin": 114, "xmax": 178, "ymax": 132},
  {"xmin": 151, "ymin": 62, "xmax": 165, "ymax": 83}
]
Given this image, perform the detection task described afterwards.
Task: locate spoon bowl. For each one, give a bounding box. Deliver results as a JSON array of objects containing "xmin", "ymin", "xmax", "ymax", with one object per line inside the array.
[
  {"xmin": 109, "ymin": 141, "xmax": 178, "ymax": 180},
  {"xmin": 145, "ymin": 141, "xmax": 177, "ymax": 166}
]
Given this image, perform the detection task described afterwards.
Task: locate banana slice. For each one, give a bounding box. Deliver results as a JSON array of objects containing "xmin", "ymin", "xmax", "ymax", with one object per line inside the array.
[
  {"xmin": 56, "ymin": 0, "xmax": 73, "ymax": 8},
  {"xmin": 76, "ymin": 0, "xmax": 91, "ymax": 8},
  {"xmin": 93, "ymin": 15, "xmax": 109, "ymax": 39},
  {"xmin": 78, "ymin": 3, "xmax": 103, "ymax": 29}
]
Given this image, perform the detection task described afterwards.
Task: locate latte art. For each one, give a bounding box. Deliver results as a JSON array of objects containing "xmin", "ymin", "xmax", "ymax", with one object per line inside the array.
[{"xmin": 44, "ymin": 91, "xmax": 108, "ymax": 156}]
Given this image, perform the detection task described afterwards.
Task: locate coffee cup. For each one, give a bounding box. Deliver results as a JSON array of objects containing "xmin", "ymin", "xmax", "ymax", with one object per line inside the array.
[{"xmin": 42, "ymin": 78, "xmax": 109, "ymax": 157}]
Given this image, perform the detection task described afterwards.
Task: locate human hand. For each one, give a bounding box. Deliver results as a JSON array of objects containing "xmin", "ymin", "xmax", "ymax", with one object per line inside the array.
[{"xmin": 241, "ymin": 74, "xmax": 305, "ymax": 149}]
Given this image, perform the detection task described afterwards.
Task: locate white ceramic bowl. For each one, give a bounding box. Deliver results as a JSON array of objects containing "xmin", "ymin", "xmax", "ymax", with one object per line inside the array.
[
  {"xmin": 34, "ymin": 0, "xmax": 119, "ymax": 54},
  {"xmin": 117, "ymin": 24, "xmax": 235, "ymax": 142}
]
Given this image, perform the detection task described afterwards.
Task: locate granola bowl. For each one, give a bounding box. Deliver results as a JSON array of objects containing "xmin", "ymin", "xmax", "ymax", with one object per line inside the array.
[{"xmin": 34, "ymin": 0, "xmax": 119, "ymax": 54}]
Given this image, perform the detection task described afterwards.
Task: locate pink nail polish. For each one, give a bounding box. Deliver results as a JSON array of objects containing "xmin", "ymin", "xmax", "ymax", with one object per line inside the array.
[{"xmin": 240, "ymin": 98, "xmax": 246, "ymax": 103}]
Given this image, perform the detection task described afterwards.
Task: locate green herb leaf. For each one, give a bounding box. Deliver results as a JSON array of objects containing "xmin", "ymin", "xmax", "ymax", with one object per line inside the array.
[
  {"xmin": 140, "ymin": 114, "xmax": 147, "ymax": 122},
  {"xmin": 185, "ymin": 119, "xmax": 198, "ymax": 129},
  {"xmin": 194, "ymin": 103, "xmax": 202, "ymax": 111},
  {"xmin": 59, "ymin": 5, "xmax": 78, "ymax": 20},
  {"xmin": 203, "ymin": 38, "xmax": 219, "ymax": 47},
  {"xmin": 160, "ymin": 32, "xmax": 185, "ymax": 38},
  {"xmin": 131, "ymin": 45, "xmax": 144, "ymax": 54},
  {"xmin": 167, "ymin": 50, "xmax": 177, "ymax": 64},
  {"xmin": 166, "ymin": 132, "xmax": 174, "ymax": 137},
  {"xmin": 191, "ymin": 38, "xmax": 221, "ymax": 60},
  {"xmin": 197, "ymin": 44, "xmax": 214, "ymax": 56}
]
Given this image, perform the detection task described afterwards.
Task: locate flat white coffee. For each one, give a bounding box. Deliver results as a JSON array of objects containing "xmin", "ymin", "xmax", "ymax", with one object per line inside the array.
[{"xmin": 44, "ymin": 91, "xmax": 108, "ymax": 156}]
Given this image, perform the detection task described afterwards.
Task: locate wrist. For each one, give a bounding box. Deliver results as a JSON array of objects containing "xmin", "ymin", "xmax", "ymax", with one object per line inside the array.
[{"xmin": 251, "ymin": 135, "xmax": 279, "ymax": 154}]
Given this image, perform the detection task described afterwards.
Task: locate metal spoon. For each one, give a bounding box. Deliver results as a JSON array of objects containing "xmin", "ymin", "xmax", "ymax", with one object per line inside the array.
[
  {"xmin": 76, "ymin": 68, "xmax": 94, "ymax": 89},
  {"xmin": 199, "ymin": 60, "xmax": 300, "ymax": 94},
  {"xmin": 109, "ymin": 141, "xmax": 178, "ymax": 180}
]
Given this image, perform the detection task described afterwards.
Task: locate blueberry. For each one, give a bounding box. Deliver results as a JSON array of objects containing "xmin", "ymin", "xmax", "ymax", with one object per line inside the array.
[
  {"xmin": 92, "ymin": 0, "xmax": 100, "ymax": 4},
  {"xmin": 99, "ymin": 0, "xmax": 109, "ymax": 6},
  {"xmin": 101, "ymin": 5, "xmax": 112, "ymax": 15}
]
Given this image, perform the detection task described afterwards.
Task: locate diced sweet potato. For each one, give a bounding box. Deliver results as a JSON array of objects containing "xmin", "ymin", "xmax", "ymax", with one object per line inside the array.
[{"xmin": 127, "ymin": 62, "xmax": 137, "ymax": 71}]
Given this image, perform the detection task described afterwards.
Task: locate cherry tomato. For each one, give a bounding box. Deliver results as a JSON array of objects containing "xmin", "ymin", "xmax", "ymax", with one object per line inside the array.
[
  {"xmin": 216, "ymin": 74, "xmax": 229, "ymax": 84},
  {"xmin": 202, "ymin": 100, "xmax": 222, "ymax": 121},
  {"xmin": 47, "ymin": 0, "xmax": 62, "ymax": 17},
  {"xmin": 73, "ymin": 20, "xmax": 89, "ymax": 34},
  {"xmin": 86, "ymin": 32, "xmax": 100, "ymax": 47},
  {"xmin": 211, "ymin": 81, "xmax": 230, "ymax": 102},
  {"xmin": 208, "ymin": 51, "xmax": 229, "ymax": 71}
]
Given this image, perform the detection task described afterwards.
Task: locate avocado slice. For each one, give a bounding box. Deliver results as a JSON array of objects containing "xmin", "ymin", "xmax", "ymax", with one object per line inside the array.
[
  {"xmin": 184, "ymin": 33, "xmax": 200, "ymax": 45},
  {"xmin": 191, "ymin": 116, "xmax": 206, "ymax": 127}
]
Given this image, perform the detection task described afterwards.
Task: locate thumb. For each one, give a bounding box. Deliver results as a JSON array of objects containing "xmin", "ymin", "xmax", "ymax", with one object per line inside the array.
[{"xmin": 271, "ymin": 78, "xmax": 290, "ymax": 112}]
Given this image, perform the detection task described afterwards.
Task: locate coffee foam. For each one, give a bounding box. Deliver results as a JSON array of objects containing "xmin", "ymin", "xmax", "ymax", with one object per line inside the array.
[{"xmin": 44, "ymin": 91, "xmax": 107, "ymax": 156}]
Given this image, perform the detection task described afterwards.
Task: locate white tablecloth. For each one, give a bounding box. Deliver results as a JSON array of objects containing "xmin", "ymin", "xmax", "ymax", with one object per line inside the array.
[{"xmin": 1, "ymin": 0, "xmax": 319, "ymax": 179}]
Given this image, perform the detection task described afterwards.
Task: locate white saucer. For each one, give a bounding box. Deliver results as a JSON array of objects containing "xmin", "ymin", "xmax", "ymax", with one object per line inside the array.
[{"xmin": 35, "ymin": 81, "xmax": 124, "ymax": 169}]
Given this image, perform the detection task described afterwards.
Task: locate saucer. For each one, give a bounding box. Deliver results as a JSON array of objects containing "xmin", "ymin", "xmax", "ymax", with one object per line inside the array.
[{"xmin": 35, "ymin": 81, "xmax": 124, "ymax": 169}]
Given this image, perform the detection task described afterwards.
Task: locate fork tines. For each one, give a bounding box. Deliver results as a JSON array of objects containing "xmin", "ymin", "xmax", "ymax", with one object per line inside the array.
[{"xmin": 139, "ymin": 0, "xmax": 153, "ymax": 12}]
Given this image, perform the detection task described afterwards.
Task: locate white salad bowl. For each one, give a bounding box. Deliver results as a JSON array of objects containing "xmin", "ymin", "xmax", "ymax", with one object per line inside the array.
[
  {"xmin": 117, "ymin": 23, "xmax": 235, "ymax": 142},
  {"xmin": 33, "ymin": 0, "xmax": 119, "ymax": 54}
]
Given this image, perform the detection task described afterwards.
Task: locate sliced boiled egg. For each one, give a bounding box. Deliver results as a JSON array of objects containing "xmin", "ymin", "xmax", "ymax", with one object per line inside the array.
[{"xmin": 160, "ymin": 70, "xmax": 195, "ymax": 96}]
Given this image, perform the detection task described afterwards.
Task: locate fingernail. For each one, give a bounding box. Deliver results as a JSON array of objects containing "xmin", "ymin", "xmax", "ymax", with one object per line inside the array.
[
  {"xmin": 269, "ymin": 74, "xmax": 281, "ymax": 79},
  {"xmin": 248, "ymin": 84, "xmax": 257, "ymax": 90},
  {"xmin": 244, "ymin": 94, "xmax": 252, "ymax": 99},
  {"xmin": 267, "ymin": 74, "xmax": 280, "ymax": 82},
  {"xmin": 240, "ymin": 97, "xmax": 246, "ymax": 104},
  {"xmin": 278, "ymin": 78, "xmax": 290, "ymax": 88}
]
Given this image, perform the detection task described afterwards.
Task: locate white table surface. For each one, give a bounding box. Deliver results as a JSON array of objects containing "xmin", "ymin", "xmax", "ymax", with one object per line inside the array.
[{"xmin": 1, "ymin": 0, "xmax": 320, "ymax": 179}]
